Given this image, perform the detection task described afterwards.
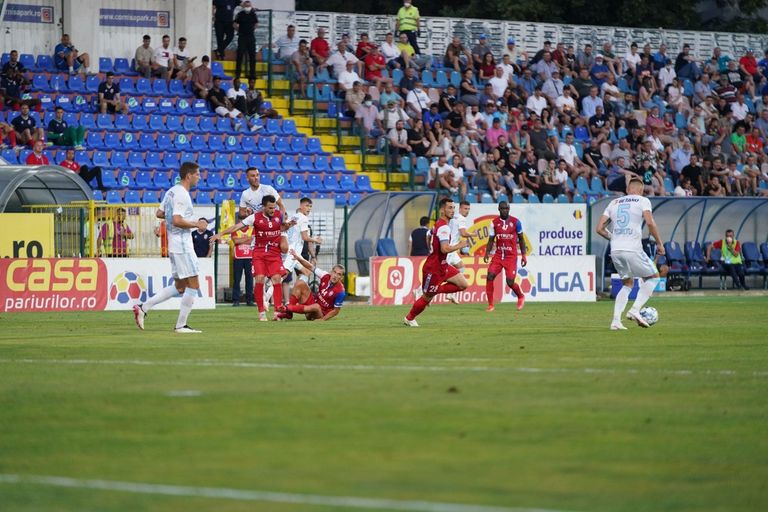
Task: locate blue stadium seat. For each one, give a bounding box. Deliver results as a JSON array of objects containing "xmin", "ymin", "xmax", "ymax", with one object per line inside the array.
[
  {"xmin": 79, "ymin": 114, "xmax": 97, "ymax": 131},
  {"xmin": 290, "ymin": 137, "xmax": 307, "ymax": 154},
  {"xmin": 92, "ymin": 190, "xmax": 104, "ymax": 201},
  {"xmin": 590, "ymin": 177, "xmax": 607, "ymax": 195},
  {"xmin": 197, "ymin": 152, "xmax": 215, "ymax": 169},
  {"xmin": 322, "ymin": 175, "xmax": 340, "ymax": 192},
  {"xmin": 216, "ymin": 116, "xmax": 238, "ymax": 134},
  {"xmin": 258, "ymin": 136, "xmax": 275, "ymax": 153},
  {"xmin": 556, "ymin": 193, "xmax": 570, "ymax": 203},
  {"xmin": 222, "ymin": 172, "xmax": 238, "ymax": 189},
  {"xmin": 377, "ymin": 238, "xmax": 398, "ymax": 256},
  {"xmin": 281, "ymin": 155, "xmax": 298, "ymax": 171},
  {"xmin": 96, "ymin": 114, "xmax": 114, "ymax": 130},
  {"xmin": 206, "ymin": 171, "xmax": 224, "ymax": 190},
  {"xmin": 141, "ymin": 97, "xmax": 158, "ymax": 113},
  {"xmin": 274, "ymin": 136, "xmax": 291, "ymax": 154},
  {"xmin": 224, "ymin": 134, "xmax": 241, "ymax": 152},
  {"xmin": 214, "ymin": 153, "xmax": 231, "ymax": 169},
  {"xmin": 121, "ymin": 132, "xmax": 139, "ymax": 150},
  {"xmin": 1, "ymin": 149, "xmax": 18, "ymax": 164},
  {"xmin": 314, "ymin": 156, "xmax": 330, "ymax": 172},
  {"xmin": 86, "ymin": 131, "xmax": 105, "ymax": 149},
  {"xmin": 664, "ymin": 241, "xmax": 690, "ymax": 274},
  {"xmin": 68, "ymin": 74, "xmax": 86, "ymax": 93},
  {"xmin": 289, "ymin": 175, "xmax": 308, "ymax": 192},
  {"xmin": 231, "ymin": 153, "xmax": 248, "ymax": 169},
  {"xmin": 143, "ymin": 190, "xmax": 160, "ymax": 203},
  {"xmin": 156, "ymin": 134, "xmax": 173, "ymax": 151},
  {"xmin": 98, "ymin": 57, "xmax": 113, "ymax": 73},
  {"xmin": 199, "ymin": 116, "xmax": 216, "ymax": 133},
  {"xmin": 264, "ymin": 118, "xmax": 281, "ymax": 135},
  {"xmin": 542, "ymin": 193, "xmax": 555, "ymax": 203},
  {"xmin": 110, "ymin": 150, "xmax": 128, "ymax": 168},
  {"xmin": 49, "ymin": 74, "xmax": 67, "ymax": 92},
  {"xmin": 512, "ymin": 193, "xmax": 526, "ymax": 203},
  {"xmin": 145, "ymin": 152, "xmax": 163, "ymax": 170},
  {"xmin": 213, "ymin": 191, "xmax": 229, "ymax": 204},
  {"xmin": 114, "ymin": 114, "xmax": 130, "ymax": 131},
  {"xmin": 158, "ymin": 98, "xmax": 175, "ymax": 114},
  {"xmin": 175, "ymin": 98, "xmax": 191, "ymax": 115},
  {"xmin": 297, "ymin": 155, "xmax": 314, "ymax": 172},
  {"xmin": 348, "ymin": 192, "xmax": 362, "ymax": 205},
  {"xmin": 174, "ymin": 133, "xmax": 190, "ymax": 150},
  {"xmin": 153, "ymin": 171, "xmax": 171, "ymax": 189},
  {"xmin": 113, "ymin": 58, "xmax": 136, "ymax": 75},
  {"xmin": 116, "ymin": 170, "xmax": 134, "ymax": 188},
  {"xmin": 139, "ymin": 133, "xmax": 157, "ymax": 150},
  {"xmin": 330, "ymin": 156, "xmax": 348, "ymax": 172},
  {"xmin": 307, "ymin": 174, "xmax": 324, "ymax": 191},
  {"xmin": 163, "ymin": 152, "xmax": 180, "ymax": 169},
  {"xmin": 169, "ymin": 79, "xmax": 186, "ymax": 96},
  {"xmin": 196, "ymin": 191, "xmax": 214, "ymax": 205},
  {"xmin": 208, "ymin": 135, "xmax": 224, "ymax": 152},
  {"xmin": 281, "ymin": 119, "xmax": 297, "ymax": 135},
  {"xmin": 338, "ymin": 175, "xmax": 355, "ymax": 192},
  {"xmin": 152, "ymin": 79, "xmax": 171, "ymax": 96},
  {"xmin": 32, "ymin": 74, "xmax": 49, "ymax": 91},
  {"xmin": 306, "ymin": 137, "xmax": 323, "ymax": 154},
  {"xmin": 240, "ymin": 135, "xmax": 257, "ymax": 153},
  {"xmin": 124, "ymin": 190, "xmax": 141, "ymax": 204},
  {"xmin": 119, "ymin": 77, "xmax": 137, "ymax": 94},
  {"xmin": 135, "ymin": 171, "xmax": 154, "ymax": 190},
  {"xmin": 105, "ymin": 190, "xmax": 123, "ymax": 203},
  {"xmin": 183, "ymin": 116, "xmax": 200, "ymax": 132},
  {"xmin": 36, "ymin": 55, "xmax": 54, "ymax": 71},
  {"xmin": 136, "ymin": 78, "xmax": 152, "ymax": 95},
  {"xmin": 264, "ymin": 154, "xmax": 280, "ymax": 170},
  {"xmin": 128, "ymin": 151, "xmax": 146, "ymax": 169},
  {"xmin": 742, "ymin": 242, "xmax": 765, "ymax": 275},
  {"xmin": 248, "ymin": 154, "xmax": 265, "ymax": 169},
  {"xmin": 190, "ymin": 135, "xmax": 208, "ymax": 151},
  {"xmin": 19, "ymin": 53, "xmax": 35, "ymax": 70},
  {"xmin": 39, "ymin": 94, "xmax": 54, "ymax": 111},
  {"xmin": 355, "ymin": 175, "xmax": 375, "ymax": 192}
]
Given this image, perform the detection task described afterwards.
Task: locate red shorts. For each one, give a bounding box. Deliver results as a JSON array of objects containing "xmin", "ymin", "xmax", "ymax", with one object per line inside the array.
[
  {"xmin": 421, "ymin": 261, "xmax": 459, "ymax": 295},
  {"xmin": 488, "ymin": 257, "xmax": 517, "ymax": 280},
  {"xmin": 252, "ymin": 253, "xmax": 286, "ymax": 277}
]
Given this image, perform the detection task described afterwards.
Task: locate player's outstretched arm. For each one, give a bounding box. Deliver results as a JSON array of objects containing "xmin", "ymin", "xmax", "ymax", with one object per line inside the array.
[
  {"xmin": 172, "ymin": 214, "xmax": 198, "ymax": 230},
  {"xmin": 595, "ymin": 214, "xmax": 612, "ymax": 241},
  {"xmin": 643, "ymin": 211, "xmax": 665, "ymax": 255},
  {"xmin": 319, "ymin": 308, "xmax": 340, "ymax": 322},
  {"xmin": 289, "ymin": 248, "xmax": 315, "ymax": 272},
  {"xmin": 441, "ymin": 238, "xmax": 468, "ymax": 255},
  {"xmin": 209, "ymin": 221, "xmax": 246, "ymax": 244}
]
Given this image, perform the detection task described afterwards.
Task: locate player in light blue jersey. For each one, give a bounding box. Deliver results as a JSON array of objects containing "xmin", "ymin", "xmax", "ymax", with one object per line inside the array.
[
  {"xmin": 133, "ymin": 161, "xmax": 203, "ymax": 334},
  {"xmin": 596, "ymin": 177, "xmax": 666, "ymax": 330}
]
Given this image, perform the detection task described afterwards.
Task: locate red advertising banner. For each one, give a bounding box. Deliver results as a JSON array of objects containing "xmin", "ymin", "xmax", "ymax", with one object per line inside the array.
[
  {"xmin": 0, "ymin": 259, "xmax": 108, "ymax": 312},
  {"xmin": 371, "ymin": 256, "xmax": 596, "ymax": 306}
]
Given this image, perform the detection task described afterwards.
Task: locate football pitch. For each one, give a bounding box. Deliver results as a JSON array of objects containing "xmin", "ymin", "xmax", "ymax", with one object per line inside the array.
[{"xmin": 1, "ymin": 296, "xmax": 767, "ymax": 512}]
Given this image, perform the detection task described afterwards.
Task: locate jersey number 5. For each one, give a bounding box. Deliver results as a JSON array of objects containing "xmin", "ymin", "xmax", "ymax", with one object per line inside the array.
[{"xmin": 616, "ymin": 204, "xmax": 630, "ymax": 228}]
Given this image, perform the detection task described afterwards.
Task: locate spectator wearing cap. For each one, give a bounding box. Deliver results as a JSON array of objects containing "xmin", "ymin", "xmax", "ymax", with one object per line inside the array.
[
  {"xmin": 675, "ymin": 43, "xmax": 701, "ymax": 81},
  {"xmin": 576, "ymin": 43, "xmax": 595, "ymax": 72},
  {"xmin": 326, "ymin": 41, "xmax": 362, "ymax": 79},
  {"xmin": 378, "ymin": 100, "xmax": 409, "ymax": 131},
  {"xmin": 99, "ymin": 72, "xmax": 128, "ymax": 115},
  {"xmin": 405, "ymin": 80, "xmax": 430, "ymax": 120},
  {"xmin": 590, "ymin": 55, "xmax": 610, "ymax": 88},
  {"xmin": 444, "ymin": 36, "xmax": 473, "ymax": 73},
  {"xmin": 135, "ymin": 35, "xmax": 154, "ymax": 78},
  {"xmin": 191, "ymin": 55, "xmax": 213, "ymax": 99},
  {"xmin": 502, "ymin": 38, "xmax": 527, "ymax": 71},
  {"xmin": 395, "ymin": 0, "xmax": 421, "ymax": 55},
  {"xmin": 472, "ymin": 35, "xmax": 493, "ymax": 69},
  {"xmin": 310, "ymin": 28, "xmax": 330, "ymax": 69},
  {"xmin": 290, "ymin": 39, "xmax": 314, "ymax": 98},
  {"xmin": 526, "ymin": 87, "xmax": 547, "ymax": 117},
  {"xmin": 356, "ymin": 94, "xmax": 382, "ymax": 138}
]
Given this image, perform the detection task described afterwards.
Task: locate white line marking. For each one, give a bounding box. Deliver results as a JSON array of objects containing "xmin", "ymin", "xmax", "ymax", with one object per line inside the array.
[
  {"xmin": 0, "ymin": 358, "xmax": 766, "ymax": 377},
  {"xmin": 0, "ymin": 474, "xmax": 574, "ymax": 512},
  {"xmin": 164, "ymin": 390, "xmax": 202, "ymax": 397}
]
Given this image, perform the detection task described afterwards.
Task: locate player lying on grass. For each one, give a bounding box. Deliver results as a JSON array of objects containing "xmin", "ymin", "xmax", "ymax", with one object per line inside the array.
[
  {"xmin": 483, "ymin": 201, "xmax": 527, "ymax": 312},
  {"xmin": 273, "ymin": 249, "xmax": 346, "ymax": 321}
]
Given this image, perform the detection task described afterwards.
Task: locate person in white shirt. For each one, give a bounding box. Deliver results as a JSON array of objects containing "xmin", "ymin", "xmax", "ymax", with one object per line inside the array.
[
  {"xmin": 281, "ymin": 196, "xmax": 323, "ymax": 297},
  {"xmin": 731, "ymin": 94, "xmax": 749, "ymax": 121},
  {"xmin": 337, "ymin": 60, "xmax": 362, "ymax": 91},
  {"xmin": 557, "ymin": 133, "xmax": 591, "ymax": 178},
  {"xmin": 325, "ymin": 41, "xmax": 362, "ymax": 78},
  {"xmin": 658, "ymin": 61, "xmax": 676, "ymax": 90},
  {"xmin": 526, "ymin": 87, "xmax": 548, "ymax": 116},
  {"xmin": 623, "ymin": 43, "xmax": 641, "ymax": 76},
  {"xmin": 378, "ymin": 100, "xmax": 409, "ymax": 131},
  {"xmin": 498, "ymin": 54, "xmax": 516, "ymax": 82},
  {"xmin": 274, "ymin": 25, "xmax": 300, "ymax": 60},
  {"xmin": 133, "ymin": 162, "xmax": 203, "ymax": 334},
  {"xmin": 444, "ymin": 200, "xmax": 471, "ymax": 304},
  {"xmin": 405, "ymin": 80, "xmax": 431, "ymax": 120},
  {"xmin": 596, "ymin": 178, "xmax": 666, "ymax": 330},
  {"xmin": 152, "ymin": 34, "xmax": 175, "ymax": 80},
  {"xmin": 380, "ymin": 32, "xmax": 403, "ymax": 69},
  {"xmin": 171, "ymin": 37, "xmax": 196, "ymax": 82},
  {"xmin": 555, "ymin": 86, "xmax": 576, "ymax": 115},
  {"xmin": 238, "ymin": 167, "xmax": 286, "ymax": 219},
  {"xmin": 541, "ymin": 70, "xmax": 564, "ymax": 105},
  {"xmin": 488, "ymin": 66, "xmax": 509, "ymax": 99}
]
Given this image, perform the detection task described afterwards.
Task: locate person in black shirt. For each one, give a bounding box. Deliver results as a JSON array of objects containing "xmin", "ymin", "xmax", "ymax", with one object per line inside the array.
[
  {"xmin": 0, "ymin": 68, "xmax": 38, "ymax": 110},
  {"xmin": 98, "ymin": 72, "xmax": 127, "ymax": 115},
  {"xmin": 408, "ymin": 216, "xmax": 430, "ymax": 256},
  {"xmin": 213, "ymin": 0, "xmax": 239, "ymax": 60},
  {"xmin": 588, "ymin": 104, "xmax": 610, "ymax": 143},
  {"xmin": 11, "ymin": 103, "xmax": 44, "ymax": 145},
  {"xmin": 681, "ymin": 154, "xmax": 704, "ymax": 195},
  {"xmin": 1, "ymin": 50, "xmax": 25, "ymax": 77},
  {"xmin": 192, "ymin": 218, "xmax": 214, "ymax": 257},
  {"xmin": 399, "ymin": 67, "xmax": 418, "ymax": 97},
  {"xmin": 445, "ymin": 101, "xmax": 464, "ymax": 133},
  {"xmin": 517, "ymin": 148, "xmax": 540, "ymax": 198},
  {"xmin": 234, "ymin": 1, "xmax": 258, "ymax": 80},
  {"xmin": 47, "ymin": 106, "xmax": 85, "ymax": 147},
  {"xmin": 438, "ymin": 85, "xmax": 457, "ymax": 116}
]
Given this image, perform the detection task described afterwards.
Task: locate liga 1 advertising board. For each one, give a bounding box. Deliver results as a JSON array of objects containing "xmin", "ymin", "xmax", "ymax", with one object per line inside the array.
[
  {"xmin": 371, "ymin": 256, "xmax": 597, "ymax": 305},
  {"xmin": 0, "ymin": 258, "xmax": 215, "ymax": 313},
  {"xmin": 462, "ymin": 203, "xmax": 587, "ymax": 257}
]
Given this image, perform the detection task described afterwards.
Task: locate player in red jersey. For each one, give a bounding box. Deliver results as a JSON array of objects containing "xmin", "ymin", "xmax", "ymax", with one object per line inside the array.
[
  {"xmin": 403, "ymin": 197, "xmax": 470, "ymax": 327},
  {"xmin": 274, "ymin": 248, "xmax": 346, "ymax": 321},
  {"xmin": 483, "ymin": 201, "xmax": 527, "ymax": 312},
  {"xmin": 211, "ymin": 195, "xmax": 294, "ymax": 321}
]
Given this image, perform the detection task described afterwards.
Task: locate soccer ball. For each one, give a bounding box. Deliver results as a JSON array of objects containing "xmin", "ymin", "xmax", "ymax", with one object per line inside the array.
[
  {"xmin": 110, "ymin": 271, "xmax": 148, "ymax": 305},
  {"xmin": 640, "ymin": 306, "xmax": 659, "ymax": 326}
]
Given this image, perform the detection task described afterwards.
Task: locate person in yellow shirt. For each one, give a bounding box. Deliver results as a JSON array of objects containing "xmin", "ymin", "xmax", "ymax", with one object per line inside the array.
[{"xmin": 395, "ymin": 0, "xmax": 421, "ymax": 55}]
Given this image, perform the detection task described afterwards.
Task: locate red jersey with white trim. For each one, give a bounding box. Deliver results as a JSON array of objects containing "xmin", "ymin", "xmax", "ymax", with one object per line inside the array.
[
  {"xmin": 313, "ymin": 269, "xmax": 346, "ymax": 314},
  {"xmin": 426, "ymin": 218, "xmax": 451, "ymax": 267},
  {"xmin": 243, "ymin": 211, "xmax": 284, "ymax": 256},
  {"xmin": 489, "ymin": 216, "xmax": 523, "ymax": 260}
]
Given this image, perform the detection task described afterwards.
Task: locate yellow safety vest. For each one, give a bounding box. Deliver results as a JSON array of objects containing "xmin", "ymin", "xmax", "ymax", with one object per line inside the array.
[
  {"xmin": 721, "ymin": 239, "xmax": 743, "ymax": 264},
  {"xmin": 397, "ymin": 6, "xmax": 419, "ymax": 31}
]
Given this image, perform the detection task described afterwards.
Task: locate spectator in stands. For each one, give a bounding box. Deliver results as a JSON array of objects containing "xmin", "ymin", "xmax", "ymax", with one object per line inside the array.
[
  {"xmin": 172, "ymin": 37, "xmax": 196, "ymax": 82},
  {"xmin": 153, "ymin": 34, "xmax": 175, "ymax": 80},
  {"xmin": 407, "ymin": 118, "xmax": 431, "ymax": 156},
  {"xmin": 444, "ymin": 36, "xmax": 473, "ymax": 73},
  {"xmin": 459, "ymin": 69, "xmax": 480, "ymax": 106},
  {"xmin": 681, "ymin": 153, "xmax": 704, "ymax": 194},
  {"xmin": 337, "ymin": 60, "xmax": 362, "ymax": 93},
  {"xmin": 589, "ymin": 55, "xmax": 610, "ymax": 88},
  {"xmin": 208, "ymin": 76, "xmax": 250, "ymax": 131},
  {"xmin": 213, "ymin": 1, "xmax": 238, "ymax": 58},
  {"xmin": 364, "ymin": 45, "xmax": 391, "ymax": 88},
  {"xmin": 25, "ymin": 140, "xmax": 49, "ymax": 165},
  {"xmin": 345, "ymin": 81, "xmax": 366, "ymax": 117},
  {"xmin": 598, "ymin": 41, "xmax": 620, "ymax": 77},
  {"xmin": 381, "ymin": 32, "xmax": 404, "ymax": 69},
  {"xmin": 397, "ymin": 32, "xmax": 428, "ymax": 70},
  {"xmin": 355, "ymin": 33, "xmax": 376, "ymax": 60},
  {"xmin": 478, "ymin": 151, "xmax": 507, "ymax": 200},
  {"xmin": 0, "ymin": 122, "xmax": 17, "ymax": 149},
  {"xmin": 707, "ymin": 229, "xmax": 749, "ymax": 290},
  {"xmin": 472, "ymin": 35, "xmax": 493, "ymax": 70},
  {"xmin": 47, "ymin": 106, "xmax": 85, "ymax": 149},
  {"xmin": 379, "ymin": 80, "xmax": 402, "ymax": 108},
  {"xmin": 704, "ymin": 172, "xmax": 726, "ymax": 196},
  {"xmin": 327, "ymin": 41, "xmax": 362, "ymax": 79},
  {"xmin": 576, "ymin": 43, "xmax": 595, "ymax": 72},
  {"xmin": 388, "ymin": 119, "xmax": 411, "ymax": 166},
  {"xmin": 675, "ymin": 44, "xmax": 701, "ymax": 82},
  {"xmin": 356, "ymin": 94, "xmax": 382, "ymax": 138},
  {"xmin": 478, "ymin": 53, "xmax": 497, "ymax": 81},
  {"xmin": 399, "ymin": 66, "xmax": 419, "ymax": 96},
  {"xmin": 541, "ymin": 69, "xmax": 564, "ymax": 106},
  {"xmin": 623, "ymin": 42, "xmax": 641, "ymax": 77},
  {"xmin": 59, "ymin": 148, "xmax": 105, "ymax": 191},
  {"xmin": 310, "ymin": 28, "xmax": 330, "ymax": 69},
  {"xmin": 227, "ymin": 77, "xmax": 248, "ymax": 113},
  {"xmin": 12, "ymin": 104, "xmax": 44, "ymax": 146},
  {"xmin": 135, "ymin": 35, "xmax": 154, "ymax": 78},
  {"xmin": 581, "ymin": 85, "xmax": 604, "ymax": 119},
  {"xmin": 558, "ymin": 133, "xmax": 592, "ymax": 179},
  {"xmin": 378, "ymin": 99, "xmax": 409, "ymax": 132},
  {"xmin": 289, "ymin": 39, "xmax": 314, "ymax": 98},
  {"xmin": 274, "ymin": 25, "xmax": 299, "ymax": 60},
  {"xmin": 231, "ymin": 218, "xmax": 254, "ymax": 306},
  {"xmin": 535, "ymin": 51, "xmax": 558, "ymax": 83},
  {"xmin": 502, "ymin": 38, "xmax": 527, "ymax": 71},
  {"xmin": 99, "ymin": 72, "xmax": 128, "ymax": 115},
  {"xmin": 526, "ymin": 87, "xmax": 547, "ymax": 117},
  {"xmin": 518, "ymin": 148, "xmax": 541, "ymax": 198},
  {"xmin": 405, "ymin": 80, "xmax": 430, "ymax": 120},
  {"xmin": 244, "ymin": 78, "xmax": 266, "ymax": 118},
  {"xmin": 191, "ymin": 55, "xmax": 213, "ymax": 99},
  {"xmin": 98, "ymin": 207, "xmax": 134, "ymax": 257},
  {"xmin": 673, "ymin": 176, "xmax": 695, "ymax": 196},
  {"xmin": 428, "ymin": 154, "xmax": 457, "ymax": 192},
  {"xmin": 54, "ymin": 34, "xmax": 91, "ymax": 75},
  {"xmin": 1, "ymin": 50, "xmax": 25, "ymax": 77},
  {"xmin": 234, "ymin": 1, "xmax": 258, "ymax": 80},
  {"xmin": 395, "ymin": 0, "xmax": 421, "ymax": 55},
  {"xmin": 408, "ymin": 216, "xmax": 430, "ymax": 256},
  {"xmin": 739, "ymin": 48, "xmax": 760, "ymax": 84},
  {"xmin": 192, "ymin": 218, "xmax": 214, "ymax": 258},
  {"xmin": 0, "ymin": 67, "xmax": 38, "ymax": 111}
]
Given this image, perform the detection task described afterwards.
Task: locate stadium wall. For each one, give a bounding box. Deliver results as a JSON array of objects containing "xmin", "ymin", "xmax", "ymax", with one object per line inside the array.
[{"xmin": 1, "ymin": 0, "xmax": 62, "ymax": 57}]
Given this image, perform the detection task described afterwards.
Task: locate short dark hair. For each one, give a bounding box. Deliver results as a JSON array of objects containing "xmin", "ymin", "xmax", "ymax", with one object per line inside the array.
[
  {"xmin": 459, "ymin": 200, "xmax": 470, "ymax": 207},
  {"xmin": 179, "ymin": 37, "xmax": 187, "ymax": 42},
  {"xmin": 143, "ymin": 34, "xmax": 150, "ymax": 40},
  {"xmin": 180, "ymin": 161, "xmax": 200, "ymax": 179},
  {"xmin": 300, "ymin": 197, "xmax": 313, "ymax": 205},
  {"xmin": 106, "ymin": 71, "xmax": 114, "ymax": 77},
  {"xmin": 55, "ymin": 106, "xmax": 64, "ymax": 112},
  {"xmin": 261, "ymin": 194, "xmax": 277, "ymax": 206},
  {"xmin": 419, "ymin": 216, "xmax": 429, "ymax": 226},
  {"xmin": 198, "ymin": 217, "xmax": 207, "ymax": 222},
  {"xmin": 438, "ymin": 197, "xmax": 453, "ymax": 209},
  {"xmin": 246, "ymin": 167, "xmax": 259, "ymax": 174},
  {"xmin": 162, "ymin": 34, "xmax": 170, "ymax": 39}
]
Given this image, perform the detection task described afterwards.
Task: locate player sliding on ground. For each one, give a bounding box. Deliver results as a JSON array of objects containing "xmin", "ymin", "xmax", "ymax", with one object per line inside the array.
[
  {"xmin": 134, "ymin": 161, "xmax": 203, "ymax": 333},
  {"xmin": 403, "ymin": 197, "xmax": 470, "ymax": 327},
  {"xmin": 596, "ymin": 177, "xmax": 666, "ymax": 330},
  {"xmin": 210, "ymin": 195, "xmax": 295, "ymax": 321},
  {"xmin": 274, "ymin": 249, "xmax": 346, "ymax": 321},
  {"xmin": 483, "ymin": 201, "xmax": 527, "ymax": 312}
]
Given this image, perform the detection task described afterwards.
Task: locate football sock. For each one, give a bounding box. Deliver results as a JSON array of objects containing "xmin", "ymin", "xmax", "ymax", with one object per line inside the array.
[
  {"xmin": 437, "ymin": 282, "xmax": 461, "ymax": 295},
  {"xmin": 630, "ymin": 278, "xmax": 659, "ymax": 313},
  {"xmin": 289, "ymin": 295, "xmax": 298, "ymax": 306},
  {"xmin": 613, "ymin": 285, "xmax": 632, "ymax": 323},
  {"xmin": 272, "ymin": 282, "xmax": 283, "ymax": 309},
  {"xmin": 485, "ymin": 278, "xmax": 495, "ymax": 306},
  {"xmin": 254, "ymin": 282, "xmax": 265, "ymax": 312},
  {"xmin": 143, "ymin": 284, "xmax": 181, "ymax": 312},
  {"xmin": 511, "ymin": 283, "xmax": 523, "ymax": 298},
  {"xmin": 287, "ymin": 304, "xmax": 306, "ymax": 313},
  {"xmin": 406, "ymin": 297, "xmax": 429, "ymax": 320},
  {"xmin": 263, "ymin": 281, "xmax": 274, "ymax": 305},
  {"xmin": 175, "ymin": 287, "xmax": 197, "ymax": 329}
]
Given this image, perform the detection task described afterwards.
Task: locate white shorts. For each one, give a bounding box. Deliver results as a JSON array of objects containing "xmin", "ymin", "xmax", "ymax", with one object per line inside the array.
[
  {"xmin": 612, "ymin": 250, "xmax": 657, "ymax": 280},
  {"xmin": 215, "ymin": 106, "xmax": 242, "ymax": 118},
  {"xmin": 446, "ymin": 251, "xmax": 463, "ymax": 267},
  {"xmin": 169, "ymin": 252, "xmax": 199, "ymax": 279},
  {"xmin": 282, "ymin": 254, "xmax": 299, "ymax": 273}
]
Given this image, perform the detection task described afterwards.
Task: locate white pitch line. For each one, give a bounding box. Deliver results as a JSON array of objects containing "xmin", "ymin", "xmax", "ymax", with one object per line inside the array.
[
  {"xmin": 0, "ymin": 358, "xmax": 767, "ymax": 378},
  {"xmin": 0, "ymin": 474, "xmax": 574, "ymax": 512}
]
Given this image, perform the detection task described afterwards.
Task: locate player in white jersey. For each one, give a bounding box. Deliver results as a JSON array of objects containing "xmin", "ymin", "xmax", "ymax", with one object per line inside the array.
[
  {"xmin": 596, "ymin": 177, "xmax": 666, "ymax": 330},
  {"xmin": 238, "ymin": 167, "xmax": 286, "ymax": 219},
  {"xmin": 133, "ymin": 162, "xmax": 203, "ymax": 333},
  {"xmin": 445, "ymin": 200, "xmax": 472, "ymax": 304}
]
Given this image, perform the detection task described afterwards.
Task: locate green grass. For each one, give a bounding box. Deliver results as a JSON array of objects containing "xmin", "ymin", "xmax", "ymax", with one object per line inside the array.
[{"xmin": 1, "ymin": 296, "xmax": 767, "ymax": 512}]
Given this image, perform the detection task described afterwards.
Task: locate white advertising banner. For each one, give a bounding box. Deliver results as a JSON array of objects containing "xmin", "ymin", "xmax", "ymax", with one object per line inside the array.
[{"xmin": 104, "ymin": 258, "xmax": 216, "ymax": 310}]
